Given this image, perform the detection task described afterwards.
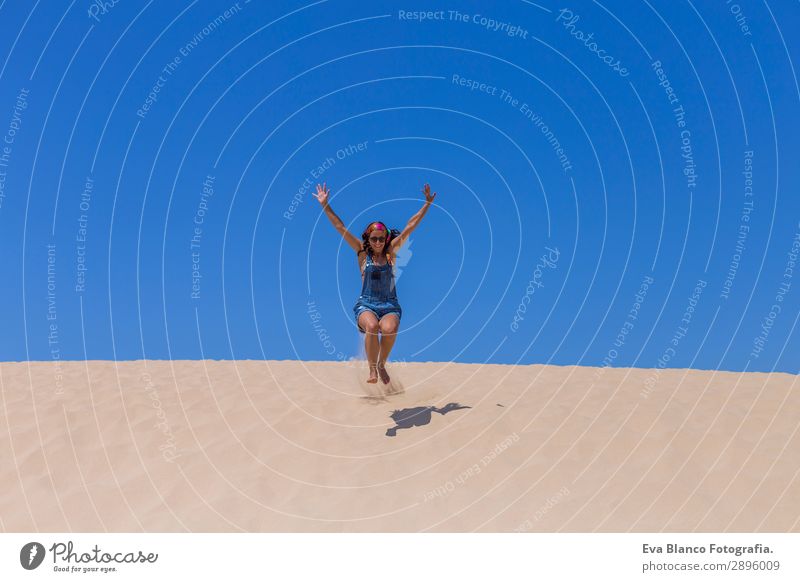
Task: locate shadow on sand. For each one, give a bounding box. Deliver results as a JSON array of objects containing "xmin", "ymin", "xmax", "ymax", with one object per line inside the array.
[{"xmin": 385, "ymin": 402, "xmax": 471, "ymax": 437}]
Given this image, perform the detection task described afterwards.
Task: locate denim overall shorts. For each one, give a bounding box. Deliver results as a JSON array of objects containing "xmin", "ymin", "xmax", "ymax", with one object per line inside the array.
[{"xmin": 353, "ymin": 252, "xmax": 402, "ymax": 333}]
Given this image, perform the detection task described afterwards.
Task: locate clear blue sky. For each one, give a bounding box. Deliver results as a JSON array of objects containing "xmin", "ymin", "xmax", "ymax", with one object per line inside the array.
[{"xmin": 0, "ymin": 0, "xmax": 798, "ymax": 373}]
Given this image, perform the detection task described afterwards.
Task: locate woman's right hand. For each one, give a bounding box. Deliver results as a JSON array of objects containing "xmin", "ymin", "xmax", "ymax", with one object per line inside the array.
[{"xmin": 314, "ymin": 182, "xmax": 330, "ymax": 207}]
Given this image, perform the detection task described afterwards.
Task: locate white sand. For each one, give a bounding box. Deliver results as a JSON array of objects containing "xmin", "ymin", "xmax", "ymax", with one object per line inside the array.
[{"xmin": 1, "ymin": 360, "xmax": 797, "ymax": 532}]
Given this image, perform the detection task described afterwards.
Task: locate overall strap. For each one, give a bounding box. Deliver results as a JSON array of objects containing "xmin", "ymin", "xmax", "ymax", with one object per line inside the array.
[{"xmin": 360, "ymin": 251, "xmax": 370, "ymax": 277}]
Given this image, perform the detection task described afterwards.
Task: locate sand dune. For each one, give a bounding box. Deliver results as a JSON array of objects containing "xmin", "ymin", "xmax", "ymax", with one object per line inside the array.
[{"xmin": 1, "ymin": 360, "xmax": 797, "ymax": 532}]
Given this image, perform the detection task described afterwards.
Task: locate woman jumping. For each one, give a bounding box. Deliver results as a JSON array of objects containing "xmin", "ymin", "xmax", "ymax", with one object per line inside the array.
[{"xmin": 314, "ymin": 182, "xmax": 436, "ymax": 384}]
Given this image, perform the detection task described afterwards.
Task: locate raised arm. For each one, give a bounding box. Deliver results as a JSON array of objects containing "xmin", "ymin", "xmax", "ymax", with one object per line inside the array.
[
  {"xmin": 313, "ymin": 182, "xmax": 362, "ymax": 253},
  {"xmin": 391, "ymin": 183, "xmax": 436, "ymax": 251}
]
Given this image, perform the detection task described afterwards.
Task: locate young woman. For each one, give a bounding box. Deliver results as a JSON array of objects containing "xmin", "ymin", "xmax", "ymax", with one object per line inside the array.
[{"xmin": 314, "ymin": 182, "xmax": 436, "ymax": 384}]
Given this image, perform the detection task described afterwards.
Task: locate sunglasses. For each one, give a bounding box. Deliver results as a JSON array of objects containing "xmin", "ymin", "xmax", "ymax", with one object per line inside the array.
[{"xmin": 369, "ymin": 236, "xmax": 386, "ymax": 242}]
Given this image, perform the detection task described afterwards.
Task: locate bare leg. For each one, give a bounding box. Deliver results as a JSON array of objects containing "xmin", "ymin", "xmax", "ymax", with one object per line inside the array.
[
  {"xmin": 358, "ymin": 311, "xmax": 380, "ymax": 383},
  {"xmin": 377, "ymin": 315, "xmax": 400, "ymax": 384}
]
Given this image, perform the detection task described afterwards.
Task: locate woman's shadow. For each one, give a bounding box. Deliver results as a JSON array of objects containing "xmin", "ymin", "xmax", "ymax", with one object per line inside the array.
[{"xmin": 385, "ymin": 402, "xmax": 470, "ymax": 437}]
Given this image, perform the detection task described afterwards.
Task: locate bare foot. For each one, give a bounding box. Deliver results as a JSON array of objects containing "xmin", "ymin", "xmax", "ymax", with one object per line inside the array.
[
  {"xmin": 366, "ymin": 364, "xmax": 378, "ymax": 384},
  {"xmin": 377, "ymin": 362, "xmax": 391, "ymax": 385}
]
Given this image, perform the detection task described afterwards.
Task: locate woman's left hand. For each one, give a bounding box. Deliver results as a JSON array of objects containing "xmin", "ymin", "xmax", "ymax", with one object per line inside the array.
[{"xmin": 422, "ymin": 183, "xmax": 436, "ymax": 203}]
